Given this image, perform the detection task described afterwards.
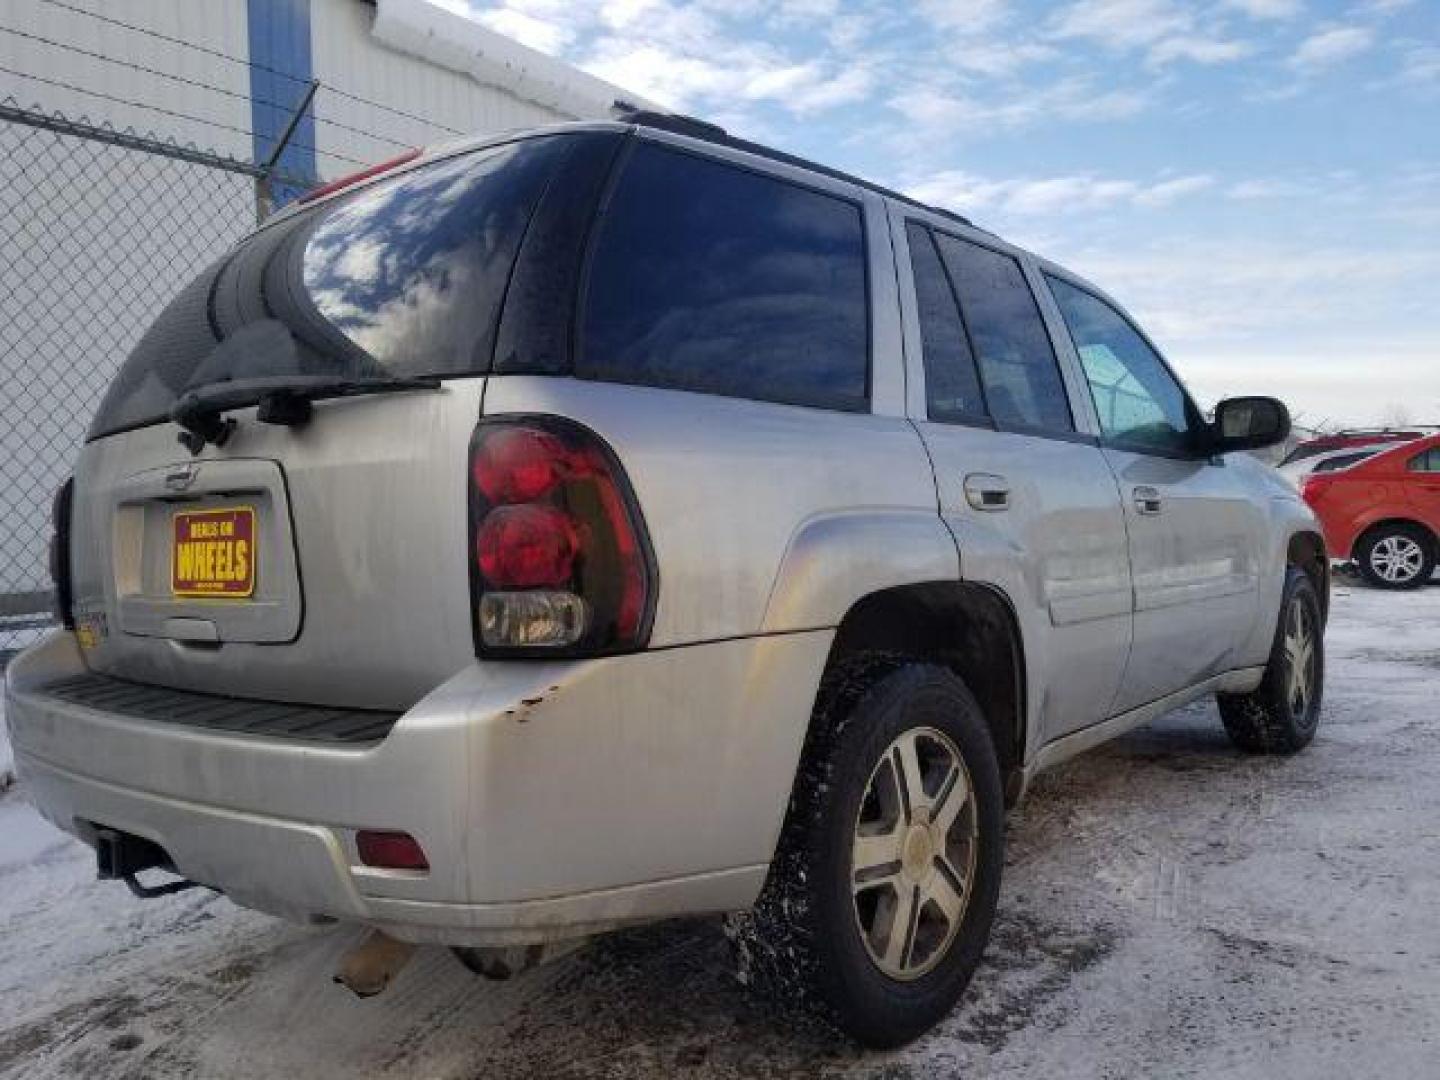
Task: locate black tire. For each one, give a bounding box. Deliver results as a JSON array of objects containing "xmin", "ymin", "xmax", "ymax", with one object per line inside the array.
[
  {"xmin": 1355, "ymin": 522, "xmax": 1435, "ymax": 590},
  {"xmin": 1217, "ymin": 568, "xmax": 1324, "ymax": 754},
  {"xmin": 730, "ymin": 655, "xmax": 1005, "ymax": 1048}
]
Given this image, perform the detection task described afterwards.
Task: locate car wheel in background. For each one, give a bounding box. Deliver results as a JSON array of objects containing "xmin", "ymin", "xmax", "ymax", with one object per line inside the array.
[
  {"xmin": 1355, "ymin": 523, "xmax": 1435, "ymax": 590},
  {"xmin": 729, "ymin": 654, "xmax": 1005, "ymax": 1048},
  {"xmin": 1218, "ymin": 567, "xmax": 1324, "ymax": 754}
]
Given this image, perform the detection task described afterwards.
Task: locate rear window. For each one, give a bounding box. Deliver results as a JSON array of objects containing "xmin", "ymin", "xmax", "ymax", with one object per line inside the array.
[
  {"xmin": 579, "ymin": 143, "xmax": 869, "ymax": 412},
  {"xmin": 89, "ymin": 136, "xmax": 571, "ymax": 439},
  {"xmin": 931, "ymin": 233, "xmax": 1073, "ymax": 434}
]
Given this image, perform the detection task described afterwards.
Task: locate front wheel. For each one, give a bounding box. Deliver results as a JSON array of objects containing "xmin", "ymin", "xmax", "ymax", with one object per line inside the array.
[
  {"xmin": 730, "ymin": 657, "xmax": 1005, "ymax": 1048},
  {"xmin": 1217, "ymin": 568, "xmax": 1324, "ymax": 754}
]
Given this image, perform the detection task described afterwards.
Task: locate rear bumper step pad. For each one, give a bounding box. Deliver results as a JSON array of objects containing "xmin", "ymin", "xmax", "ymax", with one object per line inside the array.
[{"xmin": 39, "ymin": 673, "xmax": 399, "ymax": 745}]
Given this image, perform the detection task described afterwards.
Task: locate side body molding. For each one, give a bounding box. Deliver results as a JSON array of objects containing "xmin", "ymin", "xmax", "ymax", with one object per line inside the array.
[{"xmin": 760, "ymin": 510, "xmax": 962, "ymax": 633}]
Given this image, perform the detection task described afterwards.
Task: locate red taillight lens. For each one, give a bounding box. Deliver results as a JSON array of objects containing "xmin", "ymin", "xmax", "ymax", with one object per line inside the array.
[
  {"xmin": 476, "ymin": 504, "xmax": 579, "ymax": 588},
  {"xmin": 471, "ymin": 427, "xmax": 568, "ymax": 504},
  {"xmin": 468, "ymin": 418, "xmax": 654, "ymax": 655},
  {"xmin": 356, "ymin": 830, "xmax": 429, "ymax": 871}
]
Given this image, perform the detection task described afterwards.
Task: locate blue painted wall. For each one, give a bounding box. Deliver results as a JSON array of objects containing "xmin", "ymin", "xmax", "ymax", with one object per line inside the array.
[{"xmin": 248, "ymin": 0, "xmax": 317, "ymax": 207}]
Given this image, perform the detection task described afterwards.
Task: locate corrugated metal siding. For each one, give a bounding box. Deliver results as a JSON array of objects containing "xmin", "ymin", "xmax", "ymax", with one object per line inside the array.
[
  {"xmin": 0, "ymin": 0, "xmax": 253, "ymax": 157},
  {"xmin": 309, "ymin": 0, "xmax": 572, "ymax": 178}
]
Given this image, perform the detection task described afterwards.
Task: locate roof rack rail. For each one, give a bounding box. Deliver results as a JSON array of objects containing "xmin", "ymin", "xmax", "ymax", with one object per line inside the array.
[{"xmin": 609, "ymin": 103, "xmax": 973, "ymax": 228}]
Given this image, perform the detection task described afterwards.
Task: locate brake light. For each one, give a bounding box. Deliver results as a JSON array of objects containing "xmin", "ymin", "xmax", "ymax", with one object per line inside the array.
[
  {"xmin": 49, "ymin": 477, "xmax": 74, "ymax": 629},
  {"xmin": 468, "ymin": 417, "xmax": 655, "ymax": 654},
  {"xmin": 297, "ymin": 148, "xmax": 421, "ymax": 205},
  {"xmin": 356, "ymin": 830, "xmax": 429, "ymax": 872}
]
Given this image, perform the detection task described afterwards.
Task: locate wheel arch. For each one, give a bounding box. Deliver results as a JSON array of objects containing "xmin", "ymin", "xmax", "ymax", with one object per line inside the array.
[
  {"xmin": 1286, "ymin": 530, "xmax": 1329, "ymax": 623},
  {"xmin": 821, "ymin": 581, "xmax": 1028, "ymax": 805},
  {"xmin": 1353, "ymin": 516, "xmax": 1438, "ymax": 558}
]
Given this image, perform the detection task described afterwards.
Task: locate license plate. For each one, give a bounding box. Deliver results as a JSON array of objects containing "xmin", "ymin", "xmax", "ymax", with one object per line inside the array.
[{"xmin": 171, "ymin": 507, "xmax": 256, "ymax": 598}]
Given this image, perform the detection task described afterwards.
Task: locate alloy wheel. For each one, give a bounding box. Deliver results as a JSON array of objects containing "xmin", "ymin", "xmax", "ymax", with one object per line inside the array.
[
  {"xmin": 851, "ymin": 726, "xmax": 978, "ymax": 980},
  {"xmin": 1370, "ymin": 534, "xmax": 1425, "ymax": 584},
  {"xmin": 1281, "ymin": 594, "xmax": 1317, "ymax": 723}
]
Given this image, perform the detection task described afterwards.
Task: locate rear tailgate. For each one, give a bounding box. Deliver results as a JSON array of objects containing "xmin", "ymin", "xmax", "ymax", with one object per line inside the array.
[{"xmin": 70, "ymin": 381, "xmax": 482, "ymax": 710}]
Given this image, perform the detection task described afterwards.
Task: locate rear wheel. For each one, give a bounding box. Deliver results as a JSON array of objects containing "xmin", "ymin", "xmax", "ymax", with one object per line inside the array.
[
  {"xmin": 1217, "ymin": 568, "xmax": 1323, "ymax": 754},
  {"xmin": 730, "ymin": 656, "xmax": 1005, "ymax": 1048},
  {"xmin": 1355, "ymin": 523, "xmax": 1434, "ymax": 589}
]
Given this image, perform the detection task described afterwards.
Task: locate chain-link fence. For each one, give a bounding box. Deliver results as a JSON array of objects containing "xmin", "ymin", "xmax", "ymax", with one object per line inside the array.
[{"xmin": 0, "ymin": 100, "xmax": 312, "ymax": 656}]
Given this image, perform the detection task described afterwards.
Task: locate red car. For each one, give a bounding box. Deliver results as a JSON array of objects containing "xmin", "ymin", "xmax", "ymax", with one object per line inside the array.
[{"xmin": 1301, "ymin": 433, "xmax": 1440, "ymax": 589}]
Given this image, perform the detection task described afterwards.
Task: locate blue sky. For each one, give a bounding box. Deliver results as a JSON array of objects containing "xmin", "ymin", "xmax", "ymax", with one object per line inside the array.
[{"xmin": 455, "ymin": 0, "xmax": 1438, "ymax": 428}]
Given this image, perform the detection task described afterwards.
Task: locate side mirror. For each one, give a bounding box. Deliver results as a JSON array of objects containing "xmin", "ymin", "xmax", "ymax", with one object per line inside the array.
[{"xmin": 1207, "ymin": 396, "xmax": 1291, "ymax": 454}]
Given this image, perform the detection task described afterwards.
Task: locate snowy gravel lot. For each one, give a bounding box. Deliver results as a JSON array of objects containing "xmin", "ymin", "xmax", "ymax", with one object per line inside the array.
[{"xmin": 3, "ymin": 575, "xmax": 1438, "ymax": 1079}]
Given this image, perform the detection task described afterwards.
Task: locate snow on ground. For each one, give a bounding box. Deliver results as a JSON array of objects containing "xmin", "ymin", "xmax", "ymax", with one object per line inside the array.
[{"xmin": 2, "ymin": 576, "xmax": 1439, "ymax": 1079}]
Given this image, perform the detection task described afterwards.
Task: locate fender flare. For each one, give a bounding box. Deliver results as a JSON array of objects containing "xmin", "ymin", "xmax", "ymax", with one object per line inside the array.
[{"xmin": 759, "ymin": 510, "xmax": 961, "ymax": 633}]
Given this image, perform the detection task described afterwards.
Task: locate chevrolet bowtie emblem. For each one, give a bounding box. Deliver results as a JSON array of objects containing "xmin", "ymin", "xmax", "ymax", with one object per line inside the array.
[{"xmin": 164, "ymin": 463, "xmax": 200, "ymax": 491}]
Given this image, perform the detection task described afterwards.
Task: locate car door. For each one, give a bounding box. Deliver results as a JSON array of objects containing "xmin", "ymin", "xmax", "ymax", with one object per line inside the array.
[
  {"xmin": 1041, "ymin": 270, "xmax": 1267, "ymax": 713},
  {"xmin": 893, "ymin": 211, "xmax": 1134, "ymax": 748}
]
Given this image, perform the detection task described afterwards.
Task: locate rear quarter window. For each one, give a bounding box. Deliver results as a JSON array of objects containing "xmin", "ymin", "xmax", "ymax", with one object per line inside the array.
[{"xmin": 579, "ymin": 143, "xmax": 869, "ymax": 412}]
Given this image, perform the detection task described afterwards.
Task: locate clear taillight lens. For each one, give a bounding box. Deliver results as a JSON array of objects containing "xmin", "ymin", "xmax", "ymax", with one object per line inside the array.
[{"xmin": 468, "ymin": 418, "xmax": 655, "ymax": 655}]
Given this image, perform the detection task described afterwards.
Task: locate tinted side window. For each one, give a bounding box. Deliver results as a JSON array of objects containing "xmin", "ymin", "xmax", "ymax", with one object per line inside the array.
[
  {"xmin": 1316, "ymin": 451, "xmax": 1373, "ymax": 473},
  {"xmin": 1410, "ymin": 448, "xmax": 1440, "ymax": 473},
  {"xmin": 580, "ymin": 144, "xmax": 868, "ymax": 411},
  {"xmin": 1046, "ymin": 275, "xmax": 1192, "ymax": 454},
  {"xmin": 906, "ymin": 223, "xmax": 986, "ymax": 422},
  {"xmin": 933, "ymin": 234, "xmax": 1073, "ymax": 433}
]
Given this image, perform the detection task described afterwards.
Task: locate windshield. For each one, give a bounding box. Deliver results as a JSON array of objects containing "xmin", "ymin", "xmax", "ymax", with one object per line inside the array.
[{"xmin": 89, "ymin": 135, "xmax": 569, "ymax": 440}]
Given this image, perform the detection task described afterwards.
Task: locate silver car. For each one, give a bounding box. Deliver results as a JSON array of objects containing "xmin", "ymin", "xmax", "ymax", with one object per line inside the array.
[{"xmin": 5, "ymin": 112, "xmax": 1326, "ymax": 1047}]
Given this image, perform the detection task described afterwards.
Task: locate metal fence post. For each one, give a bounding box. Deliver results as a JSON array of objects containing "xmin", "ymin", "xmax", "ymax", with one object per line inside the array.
[{"xmin": 255, "ymin": 79, "xmax": 319, "ymax": 223}]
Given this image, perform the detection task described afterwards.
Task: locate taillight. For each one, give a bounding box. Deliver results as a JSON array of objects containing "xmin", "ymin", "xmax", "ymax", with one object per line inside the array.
[
  {"xmin": 49, "ymin": 477, "xmax": 74, "ymax": 629},
  {"xmin": 468, "ymin": 417, "xmax": 655, "ymax": 655}
]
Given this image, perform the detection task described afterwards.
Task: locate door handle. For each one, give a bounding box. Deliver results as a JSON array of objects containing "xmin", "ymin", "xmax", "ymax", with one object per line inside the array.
[
  {"xmin": 1133, "ymin": 486, "xmax": 1163, "ymax": 515},
  {"xmin": 964, "ymin": 473, "xmax": 1011, "ymax": 511}
]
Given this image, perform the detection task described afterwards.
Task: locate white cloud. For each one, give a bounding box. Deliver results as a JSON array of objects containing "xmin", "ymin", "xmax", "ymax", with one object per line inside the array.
[
  {"xmin": 1050, "ymin": 0, "xmax": 1192, "ymax": 49},
  {"xmin": 1396, "ymin": 44, "xmax": 1440, "ymax": 87},
  {"xmin": 1227, "ymin": 177, "xmax": 1309, "ymax": 199},
  {"xmin": 474, "ymin": 7, "xmax": 577, "ymax": 53},
  {"xmin": 1288, "ymin": 25, "xmax": 1375, "ymax": 70},
  {"xmin": 1049, "ymin": 0, "xmax": 1257, "ymax": 68},
  {"xmin": 915, "ymin": 0, "xmax": 1013, "ymax": 35},
  {"xmin": 1147, "ymin": 35, "xmax": 1255, "ymax": 66},
  {"xmin": 1354, "ymin": 0, "xmax": 1415, "ymax": 14},
  {"xmin": 1133, "ymin": 173, "xmax": 1216, "ymax": 205},
  {"xmin": 888, "ymin": 77, "xmax": 1149, "ymax": 135},
  {"xmin": 1223, "ymin": 0, "xmax": 1303, "ymax": 18},
  {"xmin": 906, "ymin": 169, "xmax": 1216, "ymax": 217}
]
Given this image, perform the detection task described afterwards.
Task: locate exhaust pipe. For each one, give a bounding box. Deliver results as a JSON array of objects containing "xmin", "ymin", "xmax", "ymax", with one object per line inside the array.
[{"xmin": 333, "ymin": 930, "xmax": 416, "ymax": 998}]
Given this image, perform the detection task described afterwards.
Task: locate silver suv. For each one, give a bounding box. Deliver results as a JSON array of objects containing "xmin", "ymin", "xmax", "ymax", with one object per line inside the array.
[{"xmin": 6, "ymin": 113, "xmax": 1327, "ymax": 1046}]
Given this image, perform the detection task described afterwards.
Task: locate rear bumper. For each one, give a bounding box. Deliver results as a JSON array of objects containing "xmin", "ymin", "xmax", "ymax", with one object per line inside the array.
[{"xmin": 5, "ymin": 629, "xmax": 832, "ymax": 945}]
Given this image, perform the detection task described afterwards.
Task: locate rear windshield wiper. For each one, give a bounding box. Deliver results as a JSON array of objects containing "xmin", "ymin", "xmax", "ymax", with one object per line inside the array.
[{"xmin": 169, "ymin": 375, "xmax": 443, "ymax": 453}]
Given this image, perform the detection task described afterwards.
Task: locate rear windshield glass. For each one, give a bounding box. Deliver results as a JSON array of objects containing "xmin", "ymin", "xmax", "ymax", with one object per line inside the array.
[{"xmin": 89, "ymin": 136, "xmax": 568, "ymax": 439}]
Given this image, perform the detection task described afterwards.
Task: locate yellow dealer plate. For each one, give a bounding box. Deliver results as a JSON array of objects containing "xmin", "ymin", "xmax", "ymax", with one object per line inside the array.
[{"xmin": 171, "ymin": 507, "xmax": 256, "ymax": 598}]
